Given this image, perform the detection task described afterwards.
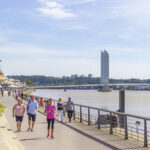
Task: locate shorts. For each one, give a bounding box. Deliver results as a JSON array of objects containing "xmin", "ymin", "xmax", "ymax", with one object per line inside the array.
[
  {"xmin": 16, "ymin": 116, "xmax": 23, "ymax": 122},
  {"xmin": 47, "ymin": 118, "xmax": 55, "ymax": 129},
  {"xmin": 28, "ymin": 113, "xmax": 36, "ymax": 121}
]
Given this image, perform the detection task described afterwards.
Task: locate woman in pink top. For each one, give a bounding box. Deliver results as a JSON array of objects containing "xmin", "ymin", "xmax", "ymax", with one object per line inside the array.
[
  {"xmin": 13, "ymin": 99, "xmax": 25, "ymax": 132},
  {"xmin": 44, "ymin": 99, "xmax": 56, "ymax": 138}
]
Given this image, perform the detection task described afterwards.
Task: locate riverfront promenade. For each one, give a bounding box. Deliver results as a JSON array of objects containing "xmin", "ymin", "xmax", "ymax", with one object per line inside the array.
[{"xmin": 1, "ymin": 94, "xmax": 150, "ymax": 150}]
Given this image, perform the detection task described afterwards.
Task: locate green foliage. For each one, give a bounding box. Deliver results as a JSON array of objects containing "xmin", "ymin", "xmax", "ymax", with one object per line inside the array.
[
  {"xmin": 26, "ymin": 80, "xmax": 35, "ymax": 87},
  {"xmin": 16, "ymin": 78, "xmax": 35, "ymax": 87},
  {"xmin": 0, "ymin": 103, "xmax": 6, "ymax": 117}
]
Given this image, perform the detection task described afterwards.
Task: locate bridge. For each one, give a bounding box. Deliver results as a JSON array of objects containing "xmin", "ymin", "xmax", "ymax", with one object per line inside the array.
[
  {"xmin": 34, "ymin": 83, "xmax": 150, "ymax": 90},
  {"xmin": 1, "ymin": 92, "xmax": 150, "ymax": 150}
]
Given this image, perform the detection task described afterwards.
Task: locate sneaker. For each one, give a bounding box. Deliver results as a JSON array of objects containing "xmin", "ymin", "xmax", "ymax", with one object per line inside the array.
[
  {"xmin": 47, "ymin": 133, "xmax": 50, "ymax": 138},
  {"xmin": 51, "ymin": 135, "xmax": 55, "ymax": 139},
  {"xmin": 27, "ymin": 128, "xmax": 30, "ymax": 132},
  {"xmin": 31, "ymin": 128, "xmax": 34, "ymax": 132}
]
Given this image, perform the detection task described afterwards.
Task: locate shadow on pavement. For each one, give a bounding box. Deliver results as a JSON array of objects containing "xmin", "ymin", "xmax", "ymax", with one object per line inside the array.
[{"xmin": 20, "ymin": 137, "xmax": 47, "ymax": 141}]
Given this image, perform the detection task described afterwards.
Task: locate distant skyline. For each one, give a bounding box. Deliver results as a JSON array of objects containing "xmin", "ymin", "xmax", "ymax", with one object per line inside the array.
[{"xmin": 0, "ymin": 0, "xmax": 150, "ymax": 79}]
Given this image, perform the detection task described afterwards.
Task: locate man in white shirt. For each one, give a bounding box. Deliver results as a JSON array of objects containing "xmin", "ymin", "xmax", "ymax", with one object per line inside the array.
[{"xmin": 27, "ymin": 96, "xmax": 38, "ymax": 131}]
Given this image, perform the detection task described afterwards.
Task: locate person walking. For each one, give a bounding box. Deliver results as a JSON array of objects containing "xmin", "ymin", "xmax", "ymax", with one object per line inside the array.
[
  {"xmin": 21, "ymin": 92, "xmax": 24, "ymax": 99},
  {"xmin": 15, "ymin": 91, "xmax": 18, "ymax": 100},
  {"xmin": 1, "ymin": 88, "xmax": 4, "ymax": 97},
  {"xmin": 66, "ymin": 97, "xmax": 74, "ymax": 123},
  {"xmin": 13, "ymin": 99, "xmax": 25, "ymax": 132},
  {"xmin": 27, "ymin": 96, "xmax": 38, "ymax": 132},
  {"xmin": 8, "ymin": 89, "xmax": 11, "ymax": 96},
  {"xmin": 57, "ymin": 98, "xmax": 64, "ymax": 122},
  {"xmin": 44, "ymin": 99, "xmax": 56, "ymax": 139},
  {"xmin": 40, "ymin": 98, "xmax": 44, "ymax": 107}
]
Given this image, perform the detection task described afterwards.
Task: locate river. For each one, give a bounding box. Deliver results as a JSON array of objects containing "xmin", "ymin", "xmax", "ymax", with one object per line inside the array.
[{"xmin": 32, "ymin": 89, "xmax": 150, "ymax": 117}]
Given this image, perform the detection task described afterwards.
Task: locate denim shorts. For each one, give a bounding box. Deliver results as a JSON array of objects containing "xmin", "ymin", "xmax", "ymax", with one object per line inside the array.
[{"xmin": 16, "ymin": 116, "xmax": 23, "ymax": 122}]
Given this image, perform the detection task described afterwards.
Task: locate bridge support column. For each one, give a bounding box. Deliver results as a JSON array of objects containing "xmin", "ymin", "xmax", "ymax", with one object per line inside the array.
[
  {"xmin": 119, "ymin": 90, "xmax": 125, "ymax": 128},
  {"xmin": 80, "ymin": 106, "xmax": 82, "ymax": 123}
]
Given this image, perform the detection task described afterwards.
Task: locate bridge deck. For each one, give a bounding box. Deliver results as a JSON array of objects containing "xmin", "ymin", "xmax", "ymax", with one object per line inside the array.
[{"xmin": 1, "ymin": 95, "xmax": 149, "ymax": 150}]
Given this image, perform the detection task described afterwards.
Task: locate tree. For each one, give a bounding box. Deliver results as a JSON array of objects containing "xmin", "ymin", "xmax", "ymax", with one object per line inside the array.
[{"xmin": 0, "ymin": 103, "xmax": 6, "ymax": 117}]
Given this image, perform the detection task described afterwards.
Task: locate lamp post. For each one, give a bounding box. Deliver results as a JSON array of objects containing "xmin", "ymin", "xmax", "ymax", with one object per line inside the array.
[{"xmin": 135, "ymin": 121, "xmax": 141, "ymax": 141}]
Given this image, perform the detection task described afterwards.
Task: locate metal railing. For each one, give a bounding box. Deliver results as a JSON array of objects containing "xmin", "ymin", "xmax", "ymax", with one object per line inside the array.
[{"xmin": 22, "ymin": 93, "xmax": 150, "ymax": 147}]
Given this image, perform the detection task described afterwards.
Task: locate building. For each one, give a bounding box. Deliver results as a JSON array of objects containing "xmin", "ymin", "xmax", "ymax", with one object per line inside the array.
[
  {"xmin": 71, "ymin": 74, "xmax": 78, "ymax": 78},
  {"xmin": 62, "ymin": 76, "xmax": 69, "ymax": 79},
  {"xmin": 101, "ymin": 50, "xmax": 109, "ymax": 84},
  {"xmin": 88, "ymin": 74, "xmax": 92, "ymax": 78},
  {"xmin": 80, "ymin": 75, "xmax": 86, "ymax": 78}
]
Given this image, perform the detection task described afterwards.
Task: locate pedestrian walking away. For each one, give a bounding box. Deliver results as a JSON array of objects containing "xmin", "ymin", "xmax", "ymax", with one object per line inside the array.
[
  {"xmin": 27, "ymin": 95, "xmax": 38, "ymax": 132},
  {"xmin": 40, "ymin": 98, "xmax": 44, "ymax": 107},
  {"xmin": 8, "ymin": 89, "xmax": 11, "ymax": 96},
  {"xmin": 1, "ymin": 88, "xmax": 4, "ymax": 97},
  {"xmin": 12, "ymin": 99, "xmax": 25, "ymax": 132},
  {"xmin": 15, "ymin": 91, "xmax": 19, "ymax": 100},
  {"xmin": 57, "ymin": 98, "xmax": 64, "ymax": 122},
  {"xmin": 21, "ymin": 92, "xmax": 24, "ymax": 99},
  {"xmin": 66, "ymin": 97, "xmax": 74, "ymax": 123},
  {"xmin": 44, "ymin": 98, "xmax": 56, "ymax": 139}
]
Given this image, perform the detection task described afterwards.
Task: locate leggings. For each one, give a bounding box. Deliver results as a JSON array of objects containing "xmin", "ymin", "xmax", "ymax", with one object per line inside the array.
[
  {"xmin": 47, "ymin": 118, "xmax": 55, "ymax": 129},
  {"xmin": 68, "ymin": 110, "xmax": 73, "ymax": 119}
]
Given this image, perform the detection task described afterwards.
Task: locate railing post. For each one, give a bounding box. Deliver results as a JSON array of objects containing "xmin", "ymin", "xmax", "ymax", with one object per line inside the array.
[
  {"xmin": 80, "ymin": 106, "xmax": 82, "ymax": 123},
  {"xmin": 98, "ymin": 110, "xmax": 101, "ymax": 129},
  {"xmin": 144, "ymin": 119, "xmax": 148, "ymax": 147},
  {"xmin": 110, "ymin": 112, "xmax": 113, "ymax": 134},
  {"xmin": 124, "ymin": 115, "xmax": 128, "ymax": 140},
  {"xmin": 88, "ymin": 107, "xmax": 90, "ymax": 125},
  {"xmin": 73, "ymin": 106, "xmax": 75, "ymax": 120}
]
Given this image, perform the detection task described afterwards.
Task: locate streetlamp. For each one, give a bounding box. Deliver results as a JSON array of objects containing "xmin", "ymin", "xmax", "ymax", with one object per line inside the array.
[{"xmin": 135, "ymin": 121, "xmax": 141, "ymax": 141}]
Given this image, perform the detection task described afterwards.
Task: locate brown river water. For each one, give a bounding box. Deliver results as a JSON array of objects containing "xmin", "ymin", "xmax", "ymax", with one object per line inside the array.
[{"xmin": 33, "ymin": 89, "xmax": 150, "ymax": 117}]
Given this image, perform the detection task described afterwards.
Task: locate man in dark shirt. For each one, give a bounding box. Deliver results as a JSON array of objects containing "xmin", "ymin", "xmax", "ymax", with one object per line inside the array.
[{"xmin": 66, "ymin": 97, "xmax": 74, "ymax": 123}]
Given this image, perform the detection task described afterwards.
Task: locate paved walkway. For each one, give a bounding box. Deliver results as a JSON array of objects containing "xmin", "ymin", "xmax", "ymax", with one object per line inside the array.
[{"xmin": 1, "ymin": 94, "xmax": 150, "ymax": 150}]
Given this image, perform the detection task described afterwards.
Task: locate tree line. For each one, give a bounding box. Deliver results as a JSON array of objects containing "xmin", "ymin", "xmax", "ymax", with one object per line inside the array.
[{"xmin": 7, "ymin": 75, "xmax": 150, "ymax": 86}]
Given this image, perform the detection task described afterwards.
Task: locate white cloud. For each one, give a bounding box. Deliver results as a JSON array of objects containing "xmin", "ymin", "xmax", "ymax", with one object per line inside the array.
[
  {"xmin": 145, "ymin": 35, "xmax": 150, "ymax": 38},
  {"xmin": 56, "ymin": 0, "xmax": 96, "ymax": 6},
  {"xmin": 63, "ymin": 25, "xmax": 90, "ymax": 31},
  {"xmin": 45, "ymin": 1, "xmax": 63, "ymax": 8},
  {"xmin": 36, "ymin": 0, "xmax": 76, "ymax": 19},
  {"xmin": 37, "ymin": 7, "xmax": 76, "ymax": 19},
  {"xmin": 0, "ymin": 37, "xmax": 6, "ymax": 43},
  {"xmin": 80, "ymin": 0, "xmax": 96, "ymax": 3}
]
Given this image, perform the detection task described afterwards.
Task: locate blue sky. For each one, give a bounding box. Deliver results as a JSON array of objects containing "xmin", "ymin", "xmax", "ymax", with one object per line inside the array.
[{"xmin": 0, "ymin": 0, "xmax": 150, "ymax": 78}]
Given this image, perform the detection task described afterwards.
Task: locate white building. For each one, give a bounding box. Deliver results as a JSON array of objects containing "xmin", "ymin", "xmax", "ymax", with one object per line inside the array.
[{"xmin": 101, "ymin": 50, "xmax": 109, "ymax": 84}]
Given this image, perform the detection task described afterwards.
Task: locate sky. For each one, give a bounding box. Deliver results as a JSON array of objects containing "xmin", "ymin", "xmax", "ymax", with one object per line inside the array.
[{"xmin": 0, "ymin": 0, "xmax": 150, "ymax": 79}]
